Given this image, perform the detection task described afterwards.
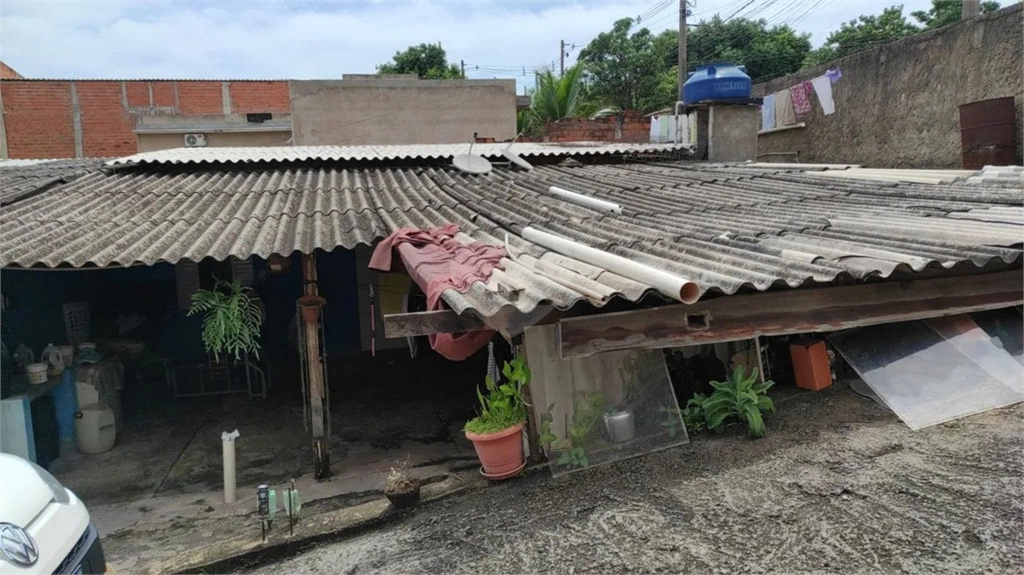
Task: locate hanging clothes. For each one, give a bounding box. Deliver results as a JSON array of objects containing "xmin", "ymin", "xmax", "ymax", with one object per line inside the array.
[
  {"xmin": 825, "ymin": 68, "xmax": 843, "ymax": 84},
  {"xmin": 659, "ymin": 116, "xmax": 671, "ymax": 142},
  {"xmin": 790, "ymin": 82, "xmax": 812, "ymax": 115},
  {"xmin": 761, "ymin": 93, "xmax": 777, "ymax": 131},
  {"xmin": 811, "ymin": 75, "xmax": 836, "ymax": 116},
  {"xmin": 774, "ymin": 89, "xmax": 797, "ymax": 127},
  {"xmin": 649, "ymin": 116, "xmax": 660, "ymax": 142},
  {"xmin": 369, "ymin": 223, "xmax": 506, "ymax": 361}
]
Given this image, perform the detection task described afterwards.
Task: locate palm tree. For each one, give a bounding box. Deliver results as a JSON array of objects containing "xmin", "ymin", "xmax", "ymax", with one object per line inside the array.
[
  {"xmin": 519, "ymin": 64, "xmax": 618, "ymax": 137},
  {"xmin": 531, "ymin": 64, "xmax": 594, "ymax": 123}
]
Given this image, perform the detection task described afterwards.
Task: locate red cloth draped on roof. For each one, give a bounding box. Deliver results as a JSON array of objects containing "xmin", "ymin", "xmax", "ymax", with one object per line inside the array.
[{"xmin": 368, "ymin": 224, "xmax": 507, "ymax": 360}]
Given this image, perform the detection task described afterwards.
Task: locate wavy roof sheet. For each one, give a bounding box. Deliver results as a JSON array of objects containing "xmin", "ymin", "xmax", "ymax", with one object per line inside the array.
[
  {"xmin": 104, "ymin": 143, "xmax": 687, "ymax": 166},
  {"xmin": 0, "ymin": 158, "xmax": 110, "ymax": 206},
  {"xmin": 3, "ymin": 160, "xmax": 1020, "ymax": 319}
]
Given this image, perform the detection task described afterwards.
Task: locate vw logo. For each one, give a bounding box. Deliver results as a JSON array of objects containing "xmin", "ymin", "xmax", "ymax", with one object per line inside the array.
[{"xmin": 0, "ymin": 523, "xmax": 38, "ymax": 567}]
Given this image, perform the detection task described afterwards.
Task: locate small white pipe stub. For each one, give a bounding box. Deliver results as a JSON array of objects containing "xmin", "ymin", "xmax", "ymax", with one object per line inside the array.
[
  {"xmin": 547, "ymin": 186, "xmax": 623, "ymax": 214},
  {"xmin": 222, "ymin": 429, "xmax": 240, "ymax": 504}
]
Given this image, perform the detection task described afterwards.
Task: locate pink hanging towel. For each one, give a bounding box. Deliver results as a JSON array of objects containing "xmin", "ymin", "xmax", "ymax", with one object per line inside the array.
[
  {"xmin": 369, "ymin": 223, "xmax": 507, "ymax": 361},
  {"xmin": 790, "ymin": 81, "xmax": 813, "ymax": 115}
]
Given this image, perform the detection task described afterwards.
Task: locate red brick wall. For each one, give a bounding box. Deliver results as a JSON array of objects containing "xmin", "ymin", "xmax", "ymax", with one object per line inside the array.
[
  {"xmin": 152, "ymin": 81, "xmax": 176, "ymax": 108},
  {"xmin": 1, "ymin": 79, "xmax": 291, "ymax": 159},
  {"xmin": 532, "ymin": 110, "xmax": 650, "ymax": 143},
  {"xmin": 175, "ymin": 81, "xmax": 223, "ymax": 115},
  {"xmin": 1, "ymin": 61, "xmax": 23, "ymax": 79},
  {"xmin": 1, "ymin": 81, "xmax": 76, "ymax": 158},
  {"xmin": 229, "ymin": 81, "xmax": 290, "ymax": 113},
  {"xmin": 76, "ymin": 81, "xmax": 136, "ymax": 157}
]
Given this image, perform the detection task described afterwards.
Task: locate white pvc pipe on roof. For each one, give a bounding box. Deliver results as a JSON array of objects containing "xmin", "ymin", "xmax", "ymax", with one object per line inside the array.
[
  {"xmin": 547, "ymin": 186, "xmax": 623, "ymax": 214},
  {"xmin": 522, "ymin": 226, "xmax": 701, "ymax": 304}
]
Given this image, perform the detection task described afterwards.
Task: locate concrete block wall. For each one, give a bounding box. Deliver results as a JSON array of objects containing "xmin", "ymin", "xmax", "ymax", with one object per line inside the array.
[
  {"xmin": 290, "ymin": 78, "xmax": 517, "ymax": 146},
  {"xmin": 753, "ymin": 4, "xmax": 1022, "ymax": 168},
  {"xmin": 0, "ymin": 79, "xmax": 291, "ymax": 159}
]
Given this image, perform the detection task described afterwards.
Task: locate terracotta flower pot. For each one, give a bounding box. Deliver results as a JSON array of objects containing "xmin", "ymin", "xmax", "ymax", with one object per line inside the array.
[
  {"xmin": 465, "ymin": 422, "xmax": 525, "ymax": 480},
  {"xmin": 297, "ymin": 295, "xmax": 326, "ymax": 323}
]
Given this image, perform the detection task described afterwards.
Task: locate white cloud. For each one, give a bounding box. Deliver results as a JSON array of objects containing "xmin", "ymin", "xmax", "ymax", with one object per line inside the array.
[{"xmin": 0, "ymin": 0, "xmax": 936, "ymax": 89}]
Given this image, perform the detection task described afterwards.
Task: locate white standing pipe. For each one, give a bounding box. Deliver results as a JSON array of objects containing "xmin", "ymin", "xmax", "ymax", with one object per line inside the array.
[
  {"xmin": 222, "ymin": 429, "xmax": 240, "ymax": 504},
  {"xmin": 522, "ymin": 226, "xmax": 701, "ymax": 304},
  {"xmin": 547, "ymin": 186, "xmax": 623, "ymax": 214}
]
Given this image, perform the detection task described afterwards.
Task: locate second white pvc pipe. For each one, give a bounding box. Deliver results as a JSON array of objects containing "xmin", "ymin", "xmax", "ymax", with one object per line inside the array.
[
  {"xmin": 522, "ymin": 226, "xmax": 701, "ymax": 304},
  {"xmin": 222, "ymin": 429, "xmax": 240, "ymax": 504}
]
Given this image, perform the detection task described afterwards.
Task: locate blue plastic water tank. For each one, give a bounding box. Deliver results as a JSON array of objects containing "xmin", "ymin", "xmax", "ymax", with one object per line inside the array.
[{"xmin": 683, "ymin": 63, "xmax": 752, "ymax": 105}]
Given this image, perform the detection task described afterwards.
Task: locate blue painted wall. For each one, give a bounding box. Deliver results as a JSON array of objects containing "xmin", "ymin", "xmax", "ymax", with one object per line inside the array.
[{"xmin": 1, "ymin": 249, "xmax": 361, "ymax": 375}]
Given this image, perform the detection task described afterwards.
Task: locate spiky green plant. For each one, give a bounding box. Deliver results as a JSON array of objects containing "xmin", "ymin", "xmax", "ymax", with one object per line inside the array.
[
  {"xmin": 187, "ymin": 278, "xmax": 263, "ymax": 362},
  {"xmin": 463, "ymin": 357, "xmax": 530, "ymax": 435},
  {"xmin": 702, "ymin": 366, "xmax": 776, "ymax": 438},
  {"xmin": 531, "ymin": 64, "xmax": 600, "ymax": 123}
]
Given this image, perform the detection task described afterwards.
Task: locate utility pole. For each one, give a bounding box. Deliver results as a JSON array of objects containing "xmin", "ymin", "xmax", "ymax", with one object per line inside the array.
[
  {"xmin": 460, "ymin": 59, "xmax": 465, "ymax": 77},
  {"xmin": 678, "ymin": 0, "xmax": 687, "ymax": 102},
  {"xmin": 560, "ymin": 40, "xmax": 566, "ymax": 75},
  {"xmin": 962, "ymin": 0, "xmax": 980, "ymax": 19}
]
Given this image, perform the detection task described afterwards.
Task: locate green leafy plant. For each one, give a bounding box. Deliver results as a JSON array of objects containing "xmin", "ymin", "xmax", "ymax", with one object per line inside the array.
[
  {"xmin": 702, "ymin": 366, "xmax": 776, "ymax": 438},
  {"xmin": 558, "ymin": 446, "xmax": 589, "ymax": 468},
  {"xmin": 538, "ymin": 404, "xmax": 557, "ymax": 449},
  {"xmin": 660, "ymin": 405, "xmax": 684, "ymax": 438},
  {"xmin": 681, "ymin": 393, "xmax": 707, "ymax": 433},
  {"xmin": 463, "ymin": 357, "xmax": 530, "ymax": 435},
  {"xmin": 552, "ymin": 391, "xmax": 604, "ymax": 469},
  {"xmin": 188, "ymin": 278, "xmax": 263, "ymax": 362}
]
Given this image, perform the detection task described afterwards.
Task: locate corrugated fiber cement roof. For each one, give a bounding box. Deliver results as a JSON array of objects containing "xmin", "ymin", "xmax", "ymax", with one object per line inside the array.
[{"xmin": 3, "ymin": 159, "xmax": 1020, "ymax": 320}]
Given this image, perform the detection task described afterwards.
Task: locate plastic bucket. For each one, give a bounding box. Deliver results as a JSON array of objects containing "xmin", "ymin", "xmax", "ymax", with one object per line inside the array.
[{"xmin": 27, "ymin": 363, "xmax": 48, "ymax": 384}]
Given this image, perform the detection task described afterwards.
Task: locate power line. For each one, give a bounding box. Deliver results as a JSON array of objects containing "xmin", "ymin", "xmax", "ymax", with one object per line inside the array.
[{"xmin": 723, "ymin": 0, "xmax": 759, "ymax": 21}]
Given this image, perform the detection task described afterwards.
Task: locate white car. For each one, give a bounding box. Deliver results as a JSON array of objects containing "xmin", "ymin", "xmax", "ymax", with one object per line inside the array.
[{"xmin": 0, "ymin": 454, "xmax": 106, "ymax": 574}]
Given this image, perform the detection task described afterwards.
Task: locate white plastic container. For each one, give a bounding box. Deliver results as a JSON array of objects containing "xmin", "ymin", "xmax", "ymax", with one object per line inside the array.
[
  {"xmin": 74, "ymin": 403, "xmax": 116, "ymax": 454},
  {"xmin": 27, "ymin": 363, "xmax": 49, "ymax": 384}
]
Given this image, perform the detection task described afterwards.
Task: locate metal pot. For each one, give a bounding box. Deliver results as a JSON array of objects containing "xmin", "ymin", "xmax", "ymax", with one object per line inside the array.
[{"xmin": 603, "ymin": 408, "xmax": 636, "ymax": 442}]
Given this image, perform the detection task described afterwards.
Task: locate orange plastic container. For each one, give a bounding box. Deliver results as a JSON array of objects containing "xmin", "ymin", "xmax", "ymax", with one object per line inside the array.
[{"xmin": 790, "ymin": 340, "xmax": 832, "ymax": 391}]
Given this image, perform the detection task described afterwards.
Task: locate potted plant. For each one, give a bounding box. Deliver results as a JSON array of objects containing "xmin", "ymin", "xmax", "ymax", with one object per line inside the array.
[
  {"xmin": 383, "ymin": 460, "xmax": 420, "ymax": 508},
  {"xmin": 464, "ymin": 357, "xmax": 530, "ymax": 480},
  {"xmin": 188, "ymin": 278, "xmax": 264, "ymax": 361},
  {"xmin": 297, "ymin": 294, "xmax": 327, "ymax": 324}
]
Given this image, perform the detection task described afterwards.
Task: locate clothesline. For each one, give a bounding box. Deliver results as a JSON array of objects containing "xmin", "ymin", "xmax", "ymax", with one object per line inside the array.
[{"xmin": 760, "ymin": 67, "xmax": 841, "ymax": 132}]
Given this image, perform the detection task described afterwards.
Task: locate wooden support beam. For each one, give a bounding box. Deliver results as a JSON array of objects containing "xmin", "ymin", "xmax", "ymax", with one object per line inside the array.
[
  {"xmin": 302, "ymin": 252, "xmax": 330, "ymax": 479},
  {"xmin": 559, "ymin": 271, "xmax": 1023, "ymax": 358},
  {"xmin": 384, "ymin": 309, "xmax": 487, "ymax": 338}
]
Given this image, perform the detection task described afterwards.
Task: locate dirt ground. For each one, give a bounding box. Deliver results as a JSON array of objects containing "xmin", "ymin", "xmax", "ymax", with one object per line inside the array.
[{"xmin": 245, "ymin": 382, "xmax": 1024, "ymax": 575}]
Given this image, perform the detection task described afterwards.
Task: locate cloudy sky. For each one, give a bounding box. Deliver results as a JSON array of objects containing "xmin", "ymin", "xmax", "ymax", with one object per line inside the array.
[{"xmin": 2, "ymin": 0, "xmax": 937, "ymax": 91}]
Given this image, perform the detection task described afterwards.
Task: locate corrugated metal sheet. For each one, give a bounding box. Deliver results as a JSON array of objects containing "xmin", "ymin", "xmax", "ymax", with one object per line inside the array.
[
  {"xmin": 0, "ymin": 158, "xmax": 110, "ymax": 206},
  {"xmin": 104, "ymin": 143, "xmax": 688, "ymax": 166},
  {"xmin": 1, "ymin": 161, "xmax": 1020, "ymax": 320}
]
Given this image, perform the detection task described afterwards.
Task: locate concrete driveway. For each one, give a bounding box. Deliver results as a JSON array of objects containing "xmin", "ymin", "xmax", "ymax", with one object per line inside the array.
[{"xmin": 246, "ymin": 383, "xmax": 1024, "ymax": 574}]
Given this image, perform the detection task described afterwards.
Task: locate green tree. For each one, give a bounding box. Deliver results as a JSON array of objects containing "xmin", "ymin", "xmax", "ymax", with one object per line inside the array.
[
  {"xmin": 804, "ymin": 5, "xmax": 920, "ymax": 67},
  {"xmin": 687, "ymin": 16, "xmax": 812, "ymax": 82},
  {"xmin": 577, "ymin": 18, "xmax": 677, "ymax": 112},
  {"xmin": 578, "ymin": 16, "xmax": 810, "ymax": 111},
  {"xmin": 530, "ymin": 64, "xmax": 597, "ymax": 122},
  {"xmin": 376, "ymin": 43, "xmax": 464, "ymax": 79},
  {"xmin": 911, "ymin": 0, "xmax": 1000, "ymax": 29}
]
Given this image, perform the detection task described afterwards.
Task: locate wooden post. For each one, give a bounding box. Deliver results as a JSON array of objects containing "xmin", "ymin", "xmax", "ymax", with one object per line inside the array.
[{"xmin": 302, "ymin": 252, "xmax": 330, "ymax": 479}]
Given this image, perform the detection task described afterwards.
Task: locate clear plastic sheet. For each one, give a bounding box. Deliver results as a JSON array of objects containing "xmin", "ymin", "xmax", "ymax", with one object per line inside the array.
[
  {"xmin": 829, "ymin": 310, "xmax": 1024, "ymax": 430},
  {"xmin": 524, "ymin": 326, "xmax": 687, "ymax": 476}
]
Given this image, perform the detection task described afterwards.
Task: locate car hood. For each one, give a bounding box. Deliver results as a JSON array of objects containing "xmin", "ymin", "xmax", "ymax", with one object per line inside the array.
[{"xmin": 0, "ymin": 454, "xmax": 54, "ymax": 528}]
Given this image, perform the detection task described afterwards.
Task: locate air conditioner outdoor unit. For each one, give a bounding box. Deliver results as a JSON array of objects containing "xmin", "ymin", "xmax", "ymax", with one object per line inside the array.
[{"xmin": 184, "ymin": 133, "xmax": 207, "ymax": 147}]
